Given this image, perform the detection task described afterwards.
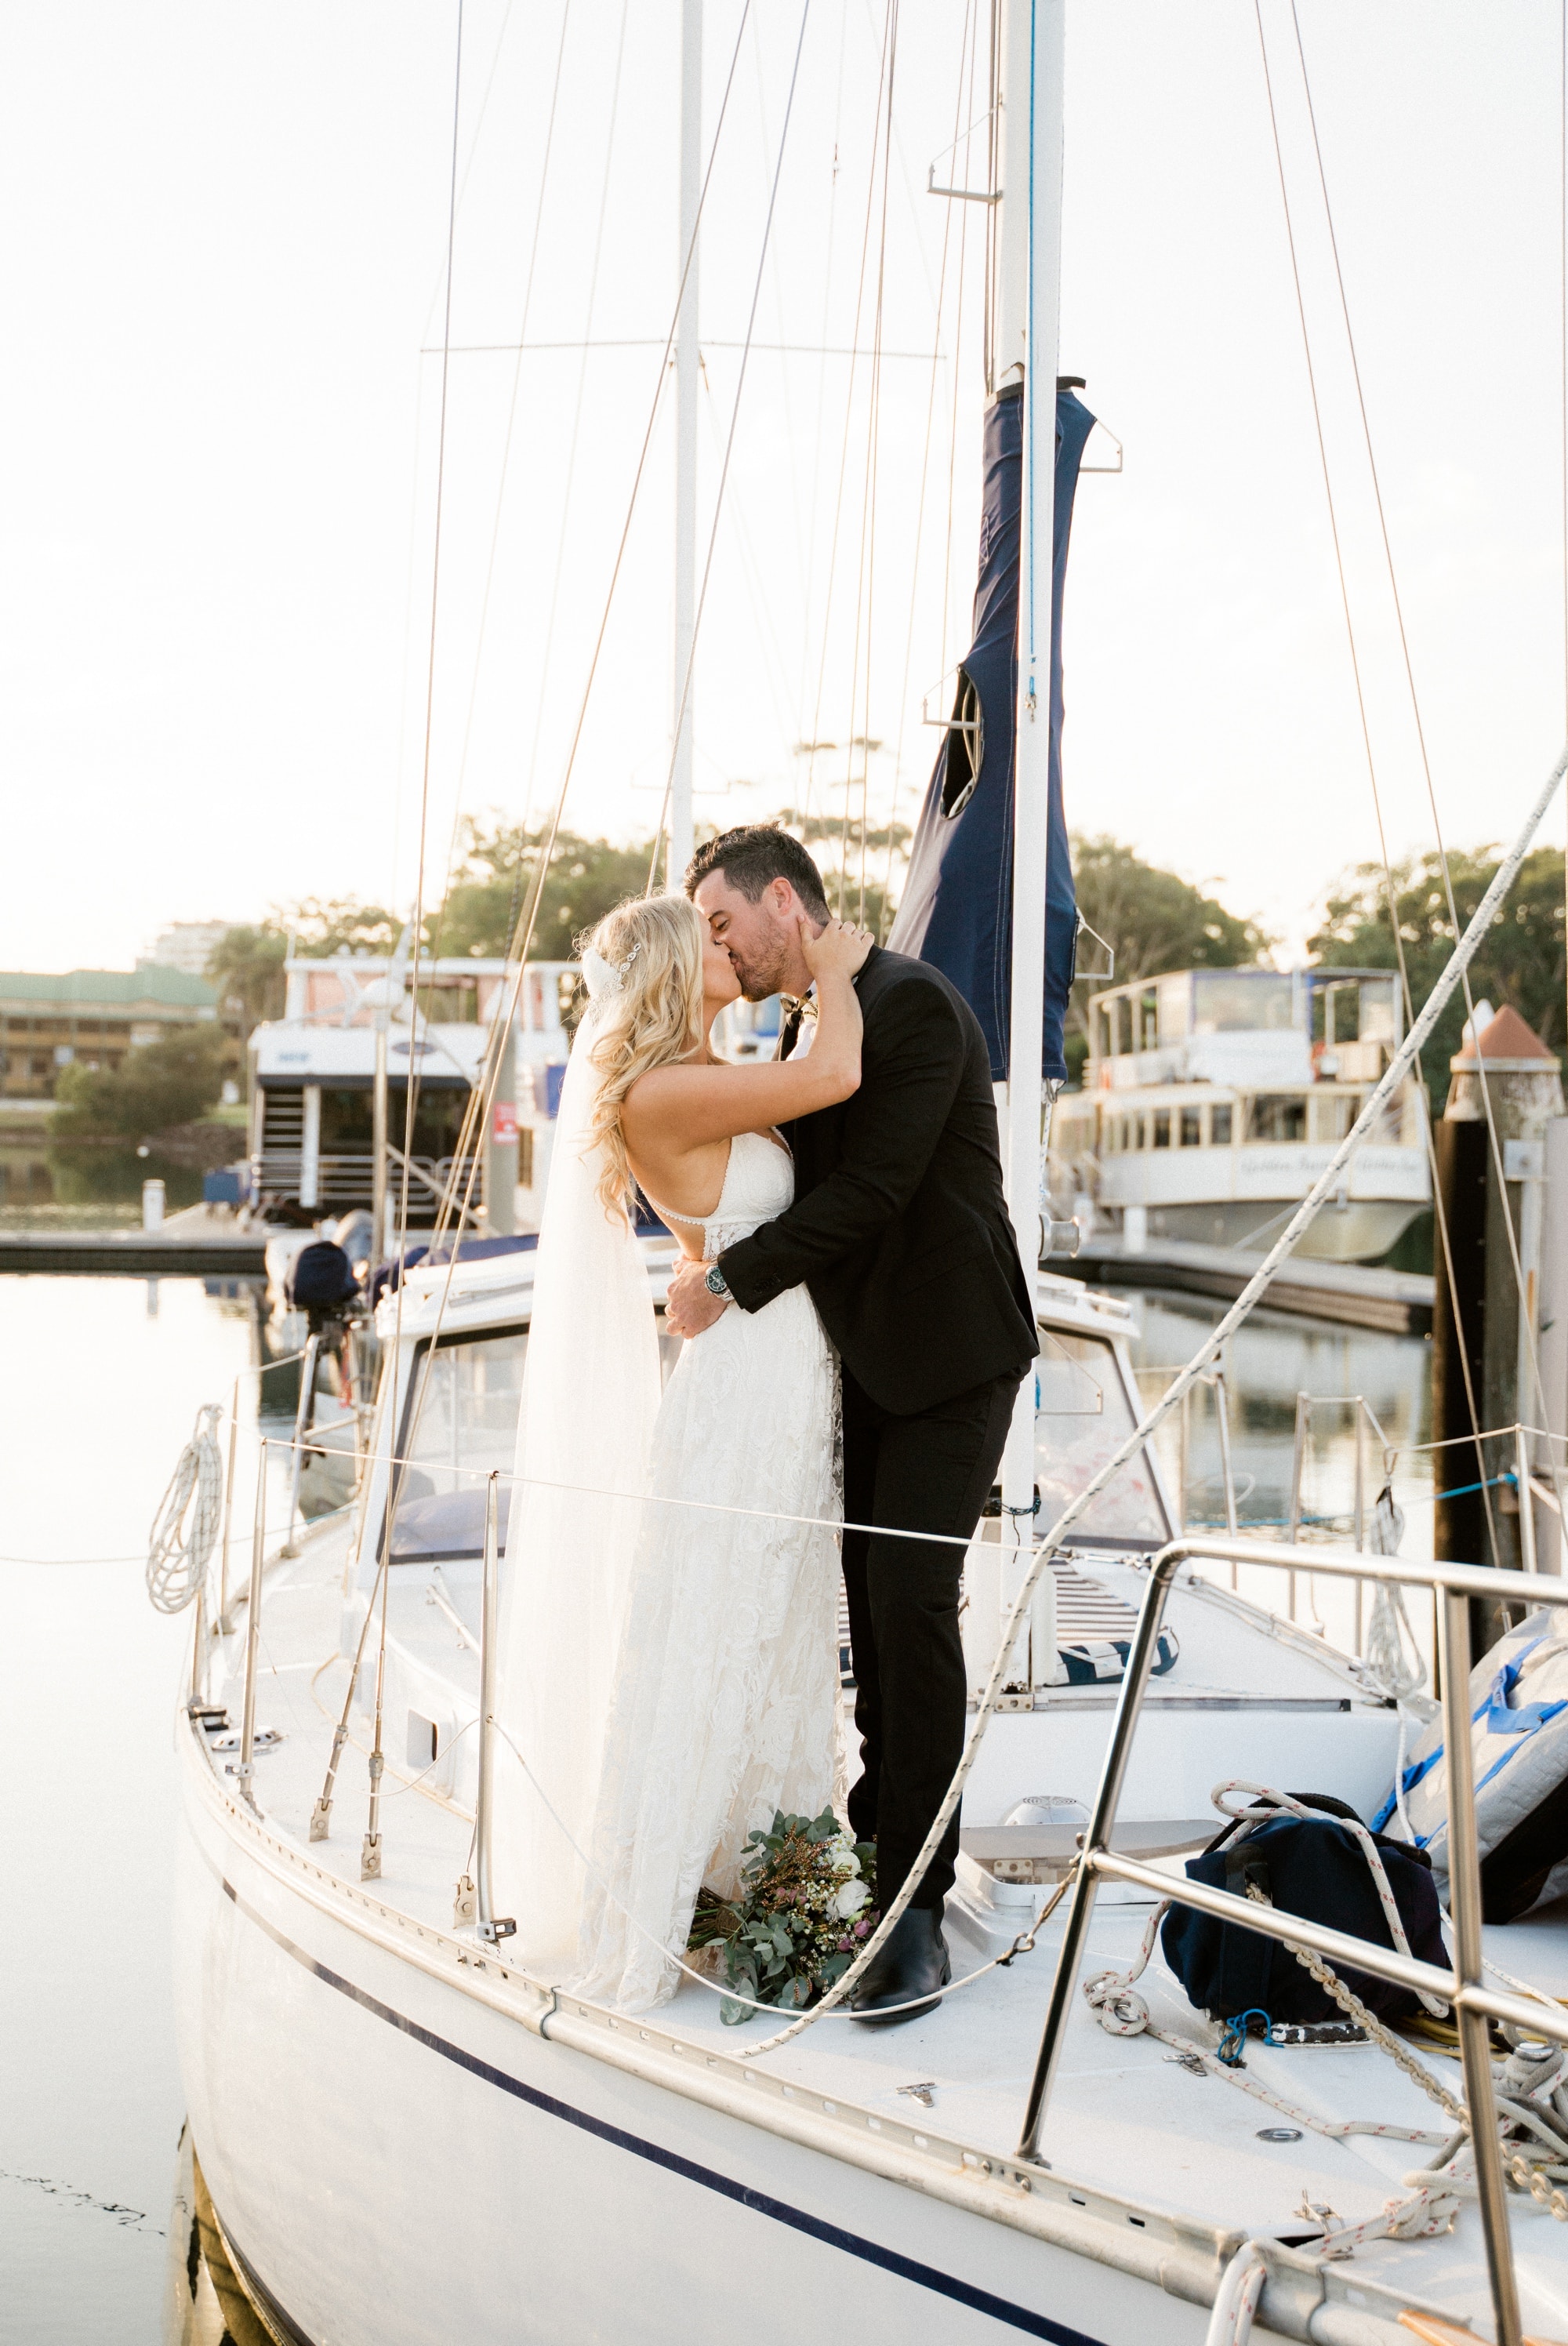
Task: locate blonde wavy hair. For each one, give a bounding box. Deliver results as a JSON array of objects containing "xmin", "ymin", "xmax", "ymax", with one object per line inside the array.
[{"xmin": 582, "ymin": 894, "xmax": 707, "ymax": 1219}]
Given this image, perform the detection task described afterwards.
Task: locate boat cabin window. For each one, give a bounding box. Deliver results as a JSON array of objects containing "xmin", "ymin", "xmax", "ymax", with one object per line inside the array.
[
  {"xmin": 1152, "ymin": 1108, "xmax": 1171, "ymax": 1149},
  {"xmin": 1180, "ymin": 1106, "xmax": 1203, "ymax": 1147},
  {"xmin": 1035, "ymin": 1329, "xmax": 1169, "ymax": 1546},
  {"xmin": 1210, "ymin": 1102, "xmax": 1233, "ymax": 1144},
  {"xmin": 1192, "ymin": 971, "xmax": 1294, "ymax": 1034},
  {"xmin": 1247, "ymin": 1093, "xmax": 1307, "ymax": 1143},
  {"xmin": 387, "ymin": 1328, "xmax": 529, "ymax": 1560}
]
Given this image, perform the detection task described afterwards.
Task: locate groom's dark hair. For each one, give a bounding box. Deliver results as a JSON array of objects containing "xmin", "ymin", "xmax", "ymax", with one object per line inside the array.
[{"xmin": 684, "ymin": 825, "xmax": 831, "ymax": 921}]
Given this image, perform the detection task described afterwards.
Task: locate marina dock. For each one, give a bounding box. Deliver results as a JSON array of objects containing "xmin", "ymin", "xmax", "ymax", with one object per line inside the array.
[
  {"xmin": 1056, "ymin": 1233, "xmax": 1435, "ymax": 1335},
  {"xmin": 0, "ymin": 1230, "xmax": 266, "ymax": 1276}
]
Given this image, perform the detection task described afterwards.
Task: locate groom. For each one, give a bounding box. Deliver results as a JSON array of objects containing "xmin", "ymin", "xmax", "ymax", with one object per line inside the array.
[{"xmin": 666, "ymin": 825, "xmax": 1037, "ymax": 2024}]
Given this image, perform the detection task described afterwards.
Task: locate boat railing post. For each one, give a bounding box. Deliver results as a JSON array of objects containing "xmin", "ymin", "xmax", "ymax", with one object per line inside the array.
[
  {"xmin": 217, "ymin": 1372, "xmax": 239, "ymax": 1634},
  {"xmin": 188, "ymin": 1579, "xmax": 207, "ymax": 1709},
  {"xmin": 1287, "ymin": 1393, "xmax": 1309, "ymax": 1617},
  {"xmin": 474, "ymin": 1471, "xmax": 516, "ymax": 1948},
  {"xmin": 283, "ymin": 1331, "xmax": 321, "ymax": 1557},
  {"xmin": 1178, "ymin": 1383, "xmax": 1190, "ymax": 1527},
  {"xmin": 1439, "ymin": 1579, "xmax": 1523, "ymax": 2346},
  {"xmin": 1515, "ymin": 1422, "xmax": 1538, "ymax": 1574},
  {"xmin": 234, "ymin": 1441, "xmax": 267, "ymax": 1812},
  {"xmin": 1212, "ymin": 1369, "xmax": 1239, "ymax": 1554},
  {"xmin": 1017, "ymin": 1541, "xmax": 1186, "ymax": 2163},
  {"xmin": 1353, "ymin": 1396, "xmax": 1367, "ymax": 1651}
]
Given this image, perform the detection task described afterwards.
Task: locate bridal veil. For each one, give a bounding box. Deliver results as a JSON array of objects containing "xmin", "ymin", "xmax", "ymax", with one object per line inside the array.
[{"xmin": 490, "ymin": 980, "xmax": 662, "ymax": 1961}]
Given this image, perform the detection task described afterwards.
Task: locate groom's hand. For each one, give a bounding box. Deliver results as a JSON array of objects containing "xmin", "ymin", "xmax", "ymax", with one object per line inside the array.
[{"xmin": 665, "ymin": 1257, "xmax": 729, "ymax": 1339}]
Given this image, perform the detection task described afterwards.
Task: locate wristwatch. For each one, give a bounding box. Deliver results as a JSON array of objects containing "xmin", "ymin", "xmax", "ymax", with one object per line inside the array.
[{"xmin": 704, "ymin": 1263, "xmax": 732, "ymax": 1302}]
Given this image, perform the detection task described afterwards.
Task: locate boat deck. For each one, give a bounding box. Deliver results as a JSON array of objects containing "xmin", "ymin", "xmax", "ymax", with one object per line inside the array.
[{"xmin": 196, "ymin": 1516, "xmax": 1568, "ymax": 2338}]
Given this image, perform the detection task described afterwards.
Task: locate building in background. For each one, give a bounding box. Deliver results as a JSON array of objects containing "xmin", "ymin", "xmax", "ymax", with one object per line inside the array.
[
  {"xmin": 0, "ymin": 968, "xmax": 220, "ymax": 1101},
  {"xmin": 136, "ymin": 920, "xmax": 234, "ymax": 978}
]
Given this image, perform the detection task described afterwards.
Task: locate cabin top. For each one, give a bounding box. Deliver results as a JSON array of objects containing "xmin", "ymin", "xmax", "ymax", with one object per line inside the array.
[{"xmin": 1086, "ymin": 965, "xmax": 1403, "ymax": 1092}]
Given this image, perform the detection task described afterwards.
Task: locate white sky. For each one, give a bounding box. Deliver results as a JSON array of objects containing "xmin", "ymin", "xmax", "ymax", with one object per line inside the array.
[{"xmin": 5, "ymin": 1, "xmax": 1566, "ymax": 973}]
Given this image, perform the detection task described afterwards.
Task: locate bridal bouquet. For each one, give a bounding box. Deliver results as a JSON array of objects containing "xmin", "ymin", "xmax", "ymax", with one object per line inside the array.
[{"xmin": 688, "ymin": 1808, "xmax": 880, "ymax": 2025}]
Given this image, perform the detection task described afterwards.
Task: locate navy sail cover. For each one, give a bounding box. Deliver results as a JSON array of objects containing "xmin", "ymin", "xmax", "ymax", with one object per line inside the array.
[{"xmin": 888, "ymin": 383, "xmax": 1094, "ymax": 1082}]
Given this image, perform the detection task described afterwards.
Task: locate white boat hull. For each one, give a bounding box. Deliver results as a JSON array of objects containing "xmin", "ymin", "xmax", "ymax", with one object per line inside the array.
[{"xmin": 174, "ymin": 1740, "xmax": 1221, "ymax": 2346}]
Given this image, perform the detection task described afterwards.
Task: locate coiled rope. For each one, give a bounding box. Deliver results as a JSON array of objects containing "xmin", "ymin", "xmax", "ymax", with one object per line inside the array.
[{"xmin": 146, "ymin": 1403, "xmax": 224, "ymax": 1615}]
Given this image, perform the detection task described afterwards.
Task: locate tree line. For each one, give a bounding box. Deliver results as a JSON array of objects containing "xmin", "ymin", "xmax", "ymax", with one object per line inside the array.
[{"xmin": 53, "ymin": 823, "xmax": 1568, "ymax": 1146}]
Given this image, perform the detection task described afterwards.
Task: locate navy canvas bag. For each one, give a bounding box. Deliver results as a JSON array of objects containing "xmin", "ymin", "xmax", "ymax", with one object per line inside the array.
[{"xmin": 1160, "ymin": 1793, "xmax": 1448, "ymax": 2026}]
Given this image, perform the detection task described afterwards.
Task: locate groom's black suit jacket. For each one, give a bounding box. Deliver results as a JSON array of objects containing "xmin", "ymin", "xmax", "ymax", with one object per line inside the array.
[{"xmin": 717, "ymin": 946, "xmax": 1037, "ymax": 1415}]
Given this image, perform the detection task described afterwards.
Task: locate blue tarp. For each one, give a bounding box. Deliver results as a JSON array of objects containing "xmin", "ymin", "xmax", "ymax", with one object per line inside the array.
[{"xmin": 887, "ymin": 383, "xmax": 1095, "ymax": 1082}]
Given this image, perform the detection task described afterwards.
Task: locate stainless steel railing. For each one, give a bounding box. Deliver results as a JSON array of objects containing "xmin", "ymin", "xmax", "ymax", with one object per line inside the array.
[{"xmin": 1018, "ymin": 1532, "xmax": 1567, "ymax": 2346}]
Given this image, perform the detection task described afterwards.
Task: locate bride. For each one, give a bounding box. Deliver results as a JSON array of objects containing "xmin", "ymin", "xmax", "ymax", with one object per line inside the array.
[{"xmin": 492, "ymin": 889, "xmax": 872, "ymax": 2013}]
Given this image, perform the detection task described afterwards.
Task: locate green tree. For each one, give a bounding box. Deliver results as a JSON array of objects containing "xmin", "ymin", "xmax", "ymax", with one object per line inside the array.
[
  {"xmin": 51, "ymin": 1026, "xmax": 230, "ymax": 1141},
  {"xmin": 433, "ymin": 818, "xmax": 660, "ymax": 960},
  {"xmin": 207, "ymin": 924, "xmax": 287, "ymax": 1036},
  {"xmin": 1308, "ymin": 845, "xmax": 1567, "ymax": 1110},
  {"xmin": 287, "ymin": 897, "xmax": 404, "ymax": 955}
]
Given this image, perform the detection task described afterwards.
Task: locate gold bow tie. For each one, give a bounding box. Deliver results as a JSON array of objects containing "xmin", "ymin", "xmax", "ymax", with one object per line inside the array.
[{"xmin": 784, "ymin": 995, "xmax": 818, "ymax": 1022}]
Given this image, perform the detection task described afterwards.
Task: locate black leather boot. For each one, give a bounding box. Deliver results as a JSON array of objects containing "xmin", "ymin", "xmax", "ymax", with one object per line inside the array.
[{"xmin": 848, "ymin": 1907, "xmax": 951, "ymax": 2025}]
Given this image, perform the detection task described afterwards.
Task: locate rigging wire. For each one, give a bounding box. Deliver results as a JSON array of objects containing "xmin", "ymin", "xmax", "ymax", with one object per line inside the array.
[
  {"xmin": 308, "ymin": 0, "xmax": 774, "ymax": 1730},
  {"xmin": 1250, "ymin": 0, "xmax": 1501, "ymax": 1570},
  {"xmin": 830, "ymin": 2, "xmax": 891, "ymax": 914},
  {"xmin": 644, "ymin": 0, "xmax": 818, "ymax": 892},
  {"xmin": 794, "ymin": 12, "xmax": 851, "ymax": 766},
  {"xmin": 1287, "ymin": 1, "xmax": 1552, "ymax": 1466},
  {"xmin": 424, "ymin": 0, "xmax": 579, "ymax": 971},
  {"xmin": 880, "ymin": 0, "xmax": 982, "ymax": 937},
  {"xmin": 858, "ymin": 4, "xmax": 891, "ymax": 919},
  {"xmin": 795, "ymin": 6, "xmax": 899, "ymax": 848},
  {"xmin": 407, "ymin": 0, "xmax": 762, "ymax": 1280},
  {"xmin": 362, "ymin": 0, "xmax": 470, "ymax": 1870},
  {"xmin": 507, "ymin": 2, "xmax": 630, "ymax": 884}
]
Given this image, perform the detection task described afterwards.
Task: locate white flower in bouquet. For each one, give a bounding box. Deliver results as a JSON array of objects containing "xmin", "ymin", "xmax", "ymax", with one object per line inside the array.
[{"xmin": 833, "ymin": 1878, "xmax": 869, "ymax": 1920}]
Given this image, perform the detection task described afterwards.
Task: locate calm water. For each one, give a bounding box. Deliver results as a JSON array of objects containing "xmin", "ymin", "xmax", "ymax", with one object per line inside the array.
[
  {"xmin": 0, "ymin": 1269, "xmax": 1435, "ymax": 2342},
  {"xmin": 0, "ymin": 1276, "xmax": 262, "ymax": 2346}
]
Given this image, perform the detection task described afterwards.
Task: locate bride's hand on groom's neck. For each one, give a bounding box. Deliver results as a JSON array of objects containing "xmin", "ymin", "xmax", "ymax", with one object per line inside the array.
[{"xmin": 799, "ymin": 913, "xmax": 873, "ymax": 989}]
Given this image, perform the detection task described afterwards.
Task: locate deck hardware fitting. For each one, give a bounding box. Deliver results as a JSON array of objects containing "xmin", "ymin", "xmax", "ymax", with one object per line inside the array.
[
  {"xmin": 452, "ymin": 1874, "xmax": 476, "ymax": 1926},
  {"xmin": 897, "ymin": 2081, "xmax": 937, "ymax": 2108},
  {"xmin": 1258, "ymin": 2128, "xmax": 1302, "ymax": 2143}
]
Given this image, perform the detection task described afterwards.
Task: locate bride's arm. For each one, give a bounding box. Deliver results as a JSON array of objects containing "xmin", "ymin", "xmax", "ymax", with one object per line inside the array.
[{"xmin": 622, "ymin": 916, "xmax": 870, "ymax": 1152}]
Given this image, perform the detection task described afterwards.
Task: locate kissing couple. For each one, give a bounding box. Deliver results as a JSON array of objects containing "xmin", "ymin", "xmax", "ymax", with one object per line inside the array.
[{"xmin": 493, "ymin": 826, "xmax": 1037, "ymax": 2025}]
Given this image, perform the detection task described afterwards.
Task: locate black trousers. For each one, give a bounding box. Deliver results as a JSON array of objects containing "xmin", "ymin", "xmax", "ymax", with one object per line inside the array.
[{"xmin": 840, "ymin": 1363, "xmax": 1025, "ymax": 1910}]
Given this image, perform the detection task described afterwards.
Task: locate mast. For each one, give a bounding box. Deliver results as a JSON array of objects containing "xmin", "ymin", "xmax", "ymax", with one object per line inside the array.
[
  {"xmin": 670, "ymin": 0, "xmax": 702, "ymax": 892},
  {"xmin": 998, "ymin": 1, "xmax": 1064, "ymax": 1617}
]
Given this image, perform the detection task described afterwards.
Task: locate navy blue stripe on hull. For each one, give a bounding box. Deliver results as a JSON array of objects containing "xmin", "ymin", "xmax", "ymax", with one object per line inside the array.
[{"xmin": 212, "ymin": 1864, "xmax": 1105, "ymax": 2344}]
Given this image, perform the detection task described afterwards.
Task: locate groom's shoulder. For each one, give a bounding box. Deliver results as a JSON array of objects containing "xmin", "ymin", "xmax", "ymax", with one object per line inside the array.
[
  {"xmin": 858, "ymin": 942, "xmax": 981, "ymax": 1046},
  {"xmin": 862, "ymin": 947, "xmax": 975, "ymax": 1027}
]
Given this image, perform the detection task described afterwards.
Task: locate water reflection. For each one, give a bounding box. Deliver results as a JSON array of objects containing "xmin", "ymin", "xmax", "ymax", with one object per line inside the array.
[
  {"xmin": 162, "ymin": 2132, "xmax": 274, "ymax": 2346},
  {"xmin": 0, "ymin": 1138, "xmax": 206, "ymax": 1227},
  {"xmin": 1118, "ymin": 1284, "xmax": 1436, "ymax": 1667}
]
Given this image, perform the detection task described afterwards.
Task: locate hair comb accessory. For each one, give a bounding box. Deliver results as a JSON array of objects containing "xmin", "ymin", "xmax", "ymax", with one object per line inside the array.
[{"xmin": 582, "ymin": 939, "xmax": 644, "ymax": 1000}]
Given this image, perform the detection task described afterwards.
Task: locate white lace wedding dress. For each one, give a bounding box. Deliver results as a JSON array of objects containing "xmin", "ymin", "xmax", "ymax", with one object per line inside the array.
[{"xmin": 572, "ymin": 1129, "xmax": 843, "ymax": 2014}]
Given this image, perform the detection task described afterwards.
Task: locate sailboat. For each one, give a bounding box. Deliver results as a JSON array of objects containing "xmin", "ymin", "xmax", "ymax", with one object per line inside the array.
[{"xmin": 163, "ymin": 9, "xmax": 1568, "ymax": 2344}]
